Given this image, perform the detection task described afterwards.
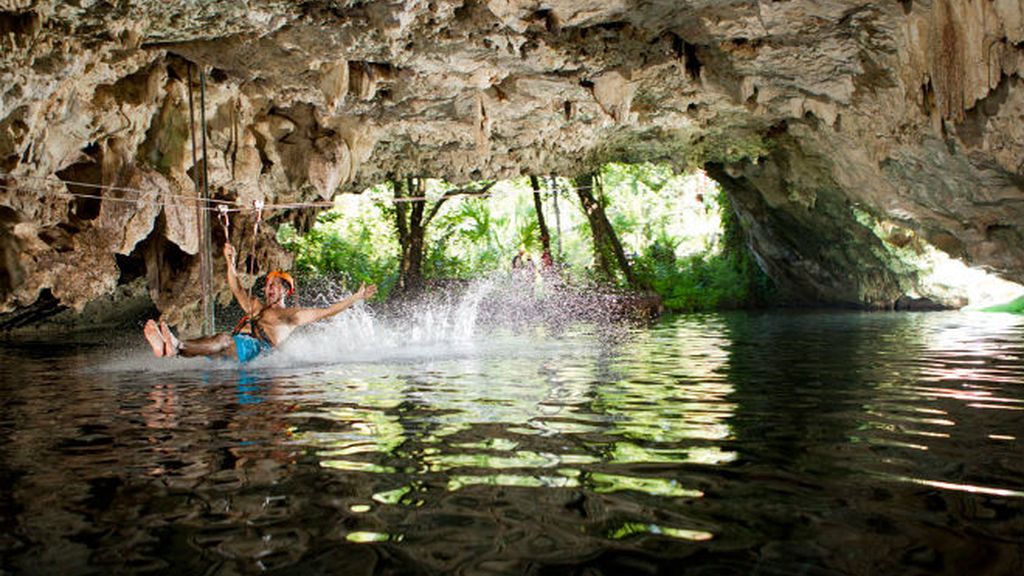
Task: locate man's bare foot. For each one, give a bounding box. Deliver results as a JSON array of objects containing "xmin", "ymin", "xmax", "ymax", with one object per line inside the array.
[
  {"xmin": 143, "ymin": 320, "xmax": 165, "ymax": 357},
  {"xmin": 159, "ymin": 321, "xmax": 180, "ymax": 357}
]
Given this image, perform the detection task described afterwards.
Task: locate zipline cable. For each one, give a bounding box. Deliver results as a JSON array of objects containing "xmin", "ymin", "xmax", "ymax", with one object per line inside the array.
[
  {"xmin": 1, "ymin": 172, "xmax": 623, "ymax": 217},
  {"xmin": 0, "ymin": 181, "xmax": 332, "ymax": 213},
  {"xmin": 2, "ymin": 173, "xmax": 237, "ymax": 206}
]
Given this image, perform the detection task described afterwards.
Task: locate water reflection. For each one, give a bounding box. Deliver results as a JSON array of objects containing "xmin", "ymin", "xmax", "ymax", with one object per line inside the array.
[
  {"xmin": 294, "ymin": 321, "xmax": 737, "ymax": 518},
  {"xmin": 716, "ymin": 311, "xmax": 1024, "ymax": 575},
  {"xmin": 1, "ymin": 311, "xmax": 1022, "ymax": 574}
]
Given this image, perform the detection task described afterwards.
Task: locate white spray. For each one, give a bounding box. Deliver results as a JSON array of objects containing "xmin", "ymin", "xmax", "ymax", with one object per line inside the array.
[{"xmin": 264, "ymin": 277, "xmax": 496, "ymax": 366}]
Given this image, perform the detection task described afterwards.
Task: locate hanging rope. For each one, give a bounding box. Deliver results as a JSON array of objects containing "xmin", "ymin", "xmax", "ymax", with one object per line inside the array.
[
  {"xmin": 229, "ymin": 199, "xmax": 292, "ymax": 343},
  {"xmin": 246, "ymin": 199, "xmax": 264, "ymax": 300}
]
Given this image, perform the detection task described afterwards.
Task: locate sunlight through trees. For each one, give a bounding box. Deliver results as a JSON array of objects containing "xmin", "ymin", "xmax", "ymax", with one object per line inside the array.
[{"xmin": 278, "ymin": 164, "xmax": 776, "ymax": 310}]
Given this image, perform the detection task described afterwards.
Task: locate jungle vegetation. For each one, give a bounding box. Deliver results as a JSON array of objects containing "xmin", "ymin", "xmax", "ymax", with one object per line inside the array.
[{"xmin": 278, "ymin": 163, "xmax": 776, "ymax": 311}]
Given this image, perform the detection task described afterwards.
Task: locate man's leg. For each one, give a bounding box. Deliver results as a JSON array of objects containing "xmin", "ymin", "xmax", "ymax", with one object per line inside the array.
[
  {"xmin": 143, "ymin": 320, "xmax": 165, "ymax": 357},
  {"xmin": 160, "ymin": 322, "xmax": 236, "ymax": 359}
]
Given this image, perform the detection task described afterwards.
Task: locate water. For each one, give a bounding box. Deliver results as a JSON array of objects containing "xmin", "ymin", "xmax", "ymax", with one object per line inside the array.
[{"xmin": 1, "ymin": 304, "xmax": 1022, "ymax": 575}]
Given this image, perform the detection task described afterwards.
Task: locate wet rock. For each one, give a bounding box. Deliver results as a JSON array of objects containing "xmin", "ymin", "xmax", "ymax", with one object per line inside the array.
[{"xmin": 894, "ymin": 295, "xmax": 962, "ymax": 312}]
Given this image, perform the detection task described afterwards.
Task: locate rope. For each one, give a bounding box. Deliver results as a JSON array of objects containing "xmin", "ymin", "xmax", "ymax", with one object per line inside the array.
[
  {"xmin": 0, "ymin": 181, "xmax": 328, "ymax": 213},
  {"xmin": 1, "ymin": 172, "xmax": 237, "ymax": 206},
  {"xmin": 246, "ymin": 199, "xmax": 264, "ymax": 300},
  {"xmin": 0, "ymin": 172, "xmax": 622, "ymax": 218},
  {"xmin": 0, "ymin": 182, "xmax": 171, "ymax": 209},
  {"xmin": 192, "ymin": 63, "xmax": 215, "ymax": 336},
  {"xmin": 389, "ymin": 193, "xmax": 493, "ymax": 204}
]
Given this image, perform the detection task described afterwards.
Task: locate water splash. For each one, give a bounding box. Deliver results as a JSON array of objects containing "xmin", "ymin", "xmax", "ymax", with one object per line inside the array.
[
  {"xmin": 109, "ymin": 272, "xmax": 645, "ymax": 372},
  {"xmin": 266, "ymin": 277, "xmax": 496, "ymax": 366}
]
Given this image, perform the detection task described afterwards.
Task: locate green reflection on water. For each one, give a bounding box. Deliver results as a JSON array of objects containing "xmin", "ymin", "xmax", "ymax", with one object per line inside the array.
[
  {"xmin": 427, "ymin": 450, "xmax": 599, "ymax": 471},
  {"xmin": 608, "ymin": 522, "xmax": 713, "ymax": 542},
  {"xmin": 447, "ymin": 473, "xmax": 580, "ymax": 491},
  {"xmin": 345, "ymin": 531, "xmax": 403, "ymax": 543},
  {"xmin": 591, "ymin": 473, "xmax": 703, "ymax": 497},
  {"xmin": 452, "ymin": 438, "xmax": 520, "ymax": 451},
  {"xmin": 320, "ymin": 459, "xmax": 396, "ymax": 473},
  {"xmin": 372, "ymin": 486, "xmax": 412, "ymax": 505},
  {"xmin": 610, "ymin": 442, "xmax": 737, "ymax": 465}
]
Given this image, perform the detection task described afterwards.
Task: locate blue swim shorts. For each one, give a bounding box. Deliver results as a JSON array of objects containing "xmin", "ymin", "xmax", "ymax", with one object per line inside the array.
[{"xmin": 233, "ymin": 334, "xmax": 272, "ymax": 363}]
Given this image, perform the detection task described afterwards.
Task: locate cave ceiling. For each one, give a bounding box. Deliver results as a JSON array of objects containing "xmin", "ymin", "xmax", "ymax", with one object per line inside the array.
[{"xmin": 1, "ymin": 0, "xmax": 1023, "ymax": 323}]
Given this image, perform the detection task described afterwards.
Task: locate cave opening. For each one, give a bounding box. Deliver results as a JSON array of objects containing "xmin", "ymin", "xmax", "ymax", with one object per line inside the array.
[
  {"xmin": 849, "ymin": 210, "xmax": 1024, "ymax": 311},
  {"xmin": 272, "ymin": 158, "xmax": 1024, "ymax": 314},
  {"xmin": 277, "ymin": 164, "xmax": 774, "ymax": 312}
]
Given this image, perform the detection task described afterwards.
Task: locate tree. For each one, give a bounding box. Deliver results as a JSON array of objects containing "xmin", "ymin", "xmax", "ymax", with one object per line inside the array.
[
  {"xmin": 574, "ymin": 172, "xmax": 638, "ymax": 287},
  {"xmin": 529, "ymin": 176, "xmax": 553, "ymax": 260},
  {"xmin": 392, "ymin": 177, "xmax": 426, "ymax": 292},
  {"xmin": 391, "ymin": 178, "xmax": 495, "ymax": 292}
]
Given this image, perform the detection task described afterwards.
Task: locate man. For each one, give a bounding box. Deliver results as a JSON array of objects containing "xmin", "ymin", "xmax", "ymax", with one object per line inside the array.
[{"xmin": 143, "ymin": 243, "xmax": 377, "ymax": 362}]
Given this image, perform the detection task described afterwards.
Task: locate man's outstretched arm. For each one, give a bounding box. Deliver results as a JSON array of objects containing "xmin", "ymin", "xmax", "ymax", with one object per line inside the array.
[
  {"xmin": 224, "ymin": 243, "xmax": 259, "ymax": 315},
  {"xmin": 286, "ymin": 283, "xmax": 378, "ymax": 327}
]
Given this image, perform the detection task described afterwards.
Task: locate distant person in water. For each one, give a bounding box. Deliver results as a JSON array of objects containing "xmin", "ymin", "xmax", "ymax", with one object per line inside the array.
[
  {"xmin": 143, "ymin": 243, "xmax": 377, "ymax": 363},
  {"xmin": 511, "ymin": 248, "xmax": 531, "ymax": 270}
]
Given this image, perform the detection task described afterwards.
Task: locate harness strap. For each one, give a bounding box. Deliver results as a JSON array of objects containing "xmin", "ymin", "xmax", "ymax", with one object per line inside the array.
[
  {"xmin": 230, "ymin": 287, "xmax": 286, "ymax": 344},
  {"xmin": 230, "ymin": 314, "xmax": 274, "ymax": 345}
]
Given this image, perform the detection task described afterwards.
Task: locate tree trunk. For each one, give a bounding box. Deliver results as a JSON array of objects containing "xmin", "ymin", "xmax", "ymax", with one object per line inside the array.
[
  {"xmin": 394, "ymin": 177, "xmax": 426, "ymax": 292},
  {"xmin": 574, "ymin": 172, "xmax": 637, "ymax": 287},
  {"xmin": 393, "ymin": 178, "xmax": 494, "ymax": 293},
  {"xmin": 529, "ymin": 176, "xmax": 552, "ymax": 258}
]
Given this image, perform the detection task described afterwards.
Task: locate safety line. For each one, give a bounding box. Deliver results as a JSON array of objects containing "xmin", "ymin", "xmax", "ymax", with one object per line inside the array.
[
  {"xmin": 2, "ymin": 172, "xmax": 596, "ymax": 204},
  {"xmin": 0, "ymin": 183, "xmax": 247, "ymax": 212},
  {"xmin": 1, "ymin": 173, "xmax": 597, "ymax": 213},
  {"xmin": 0, "ymin": 172, "xmax": 237, "ymax": 206}
]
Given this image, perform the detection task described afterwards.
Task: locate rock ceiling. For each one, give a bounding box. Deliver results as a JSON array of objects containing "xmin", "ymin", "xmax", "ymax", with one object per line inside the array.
[{"xmin": 1, "ymin": 0, "xmax": 1022, "ymax": 325}]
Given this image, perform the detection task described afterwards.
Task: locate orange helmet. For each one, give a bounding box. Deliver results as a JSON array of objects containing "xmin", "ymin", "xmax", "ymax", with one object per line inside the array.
[{"xmin": 265, "ymin": 270, "xmax": 295, "ymax": 296}]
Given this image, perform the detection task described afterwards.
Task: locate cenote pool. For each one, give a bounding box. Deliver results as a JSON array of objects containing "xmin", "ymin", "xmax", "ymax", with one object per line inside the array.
[{"xmin": 1, "ymin": 306, "xmax": 1022, "ymax": 575}]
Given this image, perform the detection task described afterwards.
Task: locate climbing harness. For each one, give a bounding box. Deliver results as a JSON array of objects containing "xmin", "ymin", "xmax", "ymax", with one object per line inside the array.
[
  {"xmin": 213, "ymin": 198, "xmax": 295, "ymax": 346},
  {"xmin": 229, "ymin": 271, "xmax": 296, "ymax": 344}
]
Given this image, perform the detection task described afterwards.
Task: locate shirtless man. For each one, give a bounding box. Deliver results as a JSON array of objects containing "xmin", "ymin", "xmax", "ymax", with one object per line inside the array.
[{"xmin": 143, "ymin": 243, "xmax": 377, "ymax": 362}]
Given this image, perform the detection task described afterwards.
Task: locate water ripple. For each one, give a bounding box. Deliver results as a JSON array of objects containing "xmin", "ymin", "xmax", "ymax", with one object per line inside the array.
[{"xmin": 1, "ymin": 310, "xmax": 1022, "ymax": 574}]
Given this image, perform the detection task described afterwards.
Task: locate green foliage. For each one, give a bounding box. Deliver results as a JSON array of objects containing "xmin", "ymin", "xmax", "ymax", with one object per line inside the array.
[
  {"xmin": 601, "ymin": 162, "xmax": 672, "ymax": 194},
  {"xmin": 982, "ymin": 294, "xmax": 1024, "ymax": 314},
  {"xmin": 633, "ymin": 247, "xmax": 763, "ymax": 311},
  {"xmin": 279, "ymin": 165, "xmax": 776, "ymax": 311},
  {"xmin": 277, "ymin": 202, "xmax": 399, "ymax": 298},
  {"xmin": 632, "ymin": 189, "xmax": 775, "ymax": 311},
  {"xmin": 424, "ymin": 197, "xmax": 508, "ymax": 278}
]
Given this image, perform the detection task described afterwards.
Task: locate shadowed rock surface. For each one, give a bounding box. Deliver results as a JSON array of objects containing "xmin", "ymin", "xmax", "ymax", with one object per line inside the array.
[{"xmin": 1, "ymin": 0, "xmax": 1022, "ymax": 328}]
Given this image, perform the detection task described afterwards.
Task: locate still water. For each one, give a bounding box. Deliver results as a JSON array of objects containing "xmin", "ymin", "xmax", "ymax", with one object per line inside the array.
[{"xmin": 1, "ymin": 308, "xmax": 1022, "ymax": 575}]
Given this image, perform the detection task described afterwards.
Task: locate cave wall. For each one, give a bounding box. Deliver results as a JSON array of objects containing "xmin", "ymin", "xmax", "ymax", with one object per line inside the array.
[{"xmin": 1, "ymin": 0, "xmax": 1022, "ymax": 329}]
